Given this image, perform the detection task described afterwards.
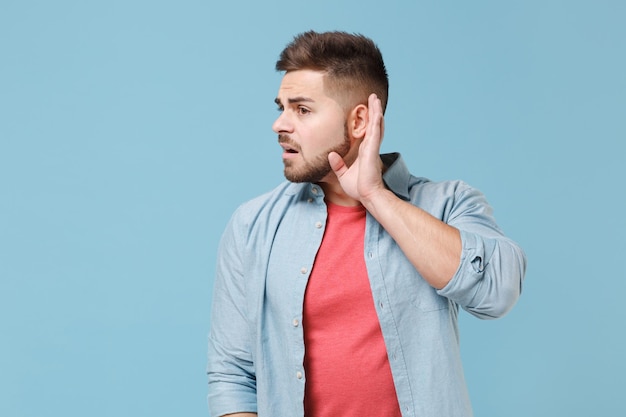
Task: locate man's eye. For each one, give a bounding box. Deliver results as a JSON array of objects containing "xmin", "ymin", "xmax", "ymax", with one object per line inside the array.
[{"xmin": 298, "ymin": 107, "xmax": 310, "ymax": 115}]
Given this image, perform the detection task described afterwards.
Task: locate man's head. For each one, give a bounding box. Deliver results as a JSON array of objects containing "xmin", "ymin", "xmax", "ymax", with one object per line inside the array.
[
  {"xmin": 275, "ymin": 30, "xmax": 388, "ymax": 114},
  {"xmin": 273, "ymin": 31, "xmax": 388, "ymax": 184}
]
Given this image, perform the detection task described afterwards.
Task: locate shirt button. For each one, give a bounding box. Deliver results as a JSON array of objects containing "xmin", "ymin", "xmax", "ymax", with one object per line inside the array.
[
  {"xmin": 311, "ymin": 187, "xmax": 319, "ymax": 194},
  {"xmin": 296, "ymin": 371, "xmax": 303, "ymax": 379},
  {"xmin": 315, "ymin": 221, "xmax": 322, "ymax": 229},
  {"xmin": 292, "ymin": 318, "xmax": 299, "ymax": 327},
  {"xmin": 307, "ymin": 198, "xmax": 313, "ymax": 203},
  {"xmin": 300, "ymin": 267, "xmax": 308, "ymax": 274}
]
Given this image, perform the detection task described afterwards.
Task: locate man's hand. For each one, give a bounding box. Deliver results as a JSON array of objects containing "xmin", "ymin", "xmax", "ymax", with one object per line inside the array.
[{"xmin": 328, "ymin": 93, "xmax": 386, "ymax": 204}]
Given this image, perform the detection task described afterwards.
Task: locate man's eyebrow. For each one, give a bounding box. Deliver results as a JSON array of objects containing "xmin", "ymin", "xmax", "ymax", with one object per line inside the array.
[{"xmin": 274, "ymin": 97, "xmax": 315, "ymax": 106}]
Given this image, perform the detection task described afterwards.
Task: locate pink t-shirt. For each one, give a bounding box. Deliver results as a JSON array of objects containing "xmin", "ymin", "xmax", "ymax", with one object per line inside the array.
[{"xmin": 303, "ymin": 202, "xmax": 401, "ymax": 417}]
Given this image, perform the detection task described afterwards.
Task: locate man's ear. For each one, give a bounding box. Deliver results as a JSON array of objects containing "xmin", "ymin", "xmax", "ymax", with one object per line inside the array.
[{"xmin": 348, "ymin": 104, "xmax": 369, "ymax": 140}]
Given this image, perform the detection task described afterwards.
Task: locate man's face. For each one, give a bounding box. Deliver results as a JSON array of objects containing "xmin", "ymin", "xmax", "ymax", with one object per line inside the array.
[{"xmin": 273, "ymin": 70, "xmax": 351, "ymax": 183}]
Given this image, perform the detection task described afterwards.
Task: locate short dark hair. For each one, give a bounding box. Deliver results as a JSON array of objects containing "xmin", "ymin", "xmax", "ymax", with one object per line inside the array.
[{"xmin": 276, "ymin": 30, "xmax": 389, "ymax": 113}]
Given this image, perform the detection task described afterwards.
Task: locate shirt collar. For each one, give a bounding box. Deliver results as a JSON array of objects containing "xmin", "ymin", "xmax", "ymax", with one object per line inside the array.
[
  {"xmin": 282, "ymin": 152, "xmax": 411, "ymax": 200},
  {"xmin": 381, "ymin": 152, "xmax": 411, "ymax": 201}
]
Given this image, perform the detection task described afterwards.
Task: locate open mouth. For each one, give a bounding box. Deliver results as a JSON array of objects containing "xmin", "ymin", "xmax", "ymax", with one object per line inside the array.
[
  {"xmin": 279, "ymin": 135, "xmax": 301, "ymax": 155},
  {"xmin": 280, "ymin": 143, "xmax": 300, "ymax": 154}
]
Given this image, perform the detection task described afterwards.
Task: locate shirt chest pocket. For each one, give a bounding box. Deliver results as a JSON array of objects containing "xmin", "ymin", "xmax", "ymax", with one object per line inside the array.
[
  {"xmin": 383, "ymin": 268, "xmax": 450, "ymax": 312},
  {"xmin": 370, "ymin": 230, "xmax": 450, "ymax": 312},
  {"xmin": 412, "ymin": 286, "xmax": 450, "ymax": 312}
]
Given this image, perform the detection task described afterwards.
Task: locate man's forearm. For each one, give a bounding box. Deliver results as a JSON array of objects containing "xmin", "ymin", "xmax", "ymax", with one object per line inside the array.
[{"xmin": 362, "ymin": 187, "xmax": 462, "ymax": 289}]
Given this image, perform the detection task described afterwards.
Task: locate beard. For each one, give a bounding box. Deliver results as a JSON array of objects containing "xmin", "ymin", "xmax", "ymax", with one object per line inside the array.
[{"xmin": 280, "ymin": 125, "xmax": 350, "ymax": 183}]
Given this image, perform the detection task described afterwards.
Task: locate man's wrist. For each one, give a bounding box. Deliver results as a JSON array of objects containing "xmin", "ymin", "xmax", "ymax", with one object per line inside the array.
[{"xmin": 361, "ymin": 186, "xmax": 395, "ymax": 214}]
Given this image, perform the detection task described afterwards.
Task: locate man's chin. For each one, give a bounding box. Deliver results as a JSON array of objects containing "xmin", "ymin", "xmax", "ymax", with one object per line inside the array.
[{"xmin": 284, "ymin": 167, "xmax": 332, "ymax": 184}]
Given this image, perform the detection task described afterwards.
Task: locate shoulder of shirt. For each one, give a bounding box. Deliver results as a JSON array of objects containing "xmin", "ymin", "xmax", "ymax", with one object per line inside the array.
[
  {"xmin": 382, "ymin": 152, "xmax": 480, "ymax": 201},
  {"xmin": 227, "ymin": 151, "xmax": 484, "ymax": 225},
  {"xmin": 228, "ymin": 180, "xmax": 307, "ymax": 224},
  {"xmin": 408, "ymin": 176, "xmax": 476, "ymax": 195}
]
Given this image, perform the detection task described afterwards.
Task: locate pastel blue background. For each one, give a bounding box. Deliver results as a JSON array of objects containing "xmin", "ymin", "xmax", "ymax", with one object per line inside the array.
[{"xmin": 1, "ymin": 1, "xmax": 624, "ymax": 416}]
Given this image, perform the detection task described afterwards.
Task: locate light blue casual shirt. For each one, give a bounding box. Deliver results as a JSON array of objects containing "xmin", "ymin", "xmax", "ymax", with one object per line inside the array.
[{"xmin": 207, "ymin": 152, "xmax": 526, "ymax": 417}]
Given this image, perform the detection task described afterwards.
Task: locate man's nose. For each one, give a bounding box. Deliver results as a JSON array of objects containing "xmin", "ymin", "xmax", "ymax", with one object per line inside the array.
[{"xmin": 272, "ymin": 111, "xmax": 293, "ymax": 134}]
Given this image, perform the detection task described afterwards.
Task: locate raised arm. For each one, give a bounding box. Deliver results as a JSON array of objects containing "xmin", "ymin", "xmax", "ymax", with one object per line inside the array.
[
  {"xmin": 329, "ymin": 94, "xmax": 525, "ymax": 317},
  {"xmin": 329, "ymin": 94, "xmax": 461, "ymax": 289}
]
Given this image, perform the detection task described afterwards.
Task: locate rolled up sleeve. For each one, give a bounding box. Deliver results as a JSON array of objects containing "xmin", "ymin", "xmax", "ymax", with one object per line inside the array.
[{"xmin": 436, "ymin": 185, "xmax": 527, "ymax": 319}]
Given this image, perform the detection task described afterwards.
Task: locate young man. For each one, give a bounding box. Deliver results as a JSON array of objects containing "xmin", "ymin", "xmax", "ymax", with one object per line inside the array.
[{"xmin": 207, "ymin": 31, "xmax": 526, "ymax": 417}]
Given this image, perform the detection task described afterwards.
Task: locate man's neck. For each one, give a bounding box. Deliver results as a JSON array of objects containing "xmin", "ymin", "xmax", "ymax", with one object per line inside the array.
[{"xmin": 318, "ymin": 179, "xmax": 362, "ymax": 207}]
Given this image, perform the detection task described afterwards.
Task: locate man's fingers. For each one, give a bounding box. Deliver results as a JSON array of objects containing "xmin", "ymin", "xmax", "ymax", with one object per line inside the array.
[
  {"xmin": 328, "ymin": 152, "xmax": 348, "ymax": 177},
  {"xmin": 365, "ymin": 94, "xmax": 384, "ymax": 143},
  {"xmin": 359, "ymin": 94, "xmax": 384, "ymax": 164}
]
